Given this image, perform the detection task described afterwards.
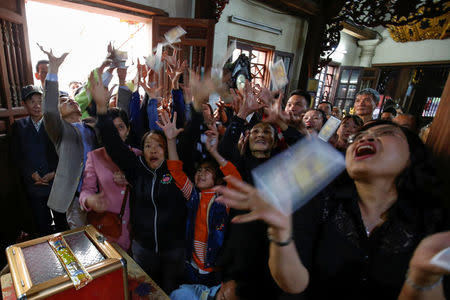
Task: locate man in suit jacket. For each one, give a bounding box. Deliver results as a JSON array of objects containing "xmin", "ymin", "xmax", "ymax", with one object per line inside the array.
[
  {"xmin": 11, "ymin": 85, "xmax": 67, "ymax": 235},
  {"xmin": 42, "ymin": 49, "xmax": 98, "ymax": 229}
]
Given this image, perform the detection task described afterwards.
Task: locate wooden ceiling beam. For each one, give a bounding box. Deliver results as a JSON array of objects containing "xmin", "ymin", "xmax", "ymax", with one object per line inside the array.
[
  {"xmin": 341, "ymin": 21, "xmax": 378, "ymax": 40},
  {"xmin": 254, "ymin": 0, "xmax": 320, "ymax": 17}
]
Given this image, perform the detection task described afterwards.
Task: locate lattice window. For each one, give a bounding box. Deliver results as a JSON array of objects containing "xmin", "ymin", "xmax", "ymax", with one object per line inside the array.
[
  {"xmin": 314, "ymin": 65, "xmax": 337, "ymax": 107},
  {"xmin": 231, "ymin": 39, "xmax": 273, "ymax": 87}
]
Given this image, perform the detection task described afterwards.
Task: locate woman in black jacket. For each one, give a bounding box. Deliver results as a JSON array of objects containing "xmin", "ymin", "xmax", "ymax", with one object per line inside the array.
[
  {"xmin": 215, "ymin": 120, "xmax": 449, "ymax": 300},
  {"xmin": 90, "ymin": 72, "xmax": 186, "ymax": 294}
]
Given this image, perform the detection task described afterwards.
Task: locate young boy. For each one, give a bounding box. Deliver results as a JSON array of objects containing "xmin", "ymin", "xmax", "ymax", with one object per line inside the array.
[{"xmin": 158, "ymin": 111, "xmax": 241, "ymax": 286}]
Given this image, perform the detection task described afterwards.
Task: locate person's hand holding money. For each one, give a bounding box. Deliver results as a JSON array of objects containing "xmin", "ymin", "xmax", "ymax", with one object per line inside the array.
[{"xmin": 399, "ymin": 231, "xmax": 450, "ymax": 298}]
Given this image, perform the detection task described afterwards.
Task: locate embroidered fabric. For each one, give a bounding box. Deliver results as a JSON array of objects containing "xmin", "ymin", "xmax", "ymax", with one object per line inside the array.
[{"xmin": 328, "ymin": 198, "xmax": 445, "ymax": 254}]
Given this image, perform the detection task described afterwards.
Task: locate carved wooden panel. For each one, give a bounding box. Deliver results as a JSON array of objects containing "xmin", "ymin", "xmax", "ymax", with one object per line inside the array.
[{"xmin": 0, "ymin": 0, "xmax": 32, "ymax": 135}]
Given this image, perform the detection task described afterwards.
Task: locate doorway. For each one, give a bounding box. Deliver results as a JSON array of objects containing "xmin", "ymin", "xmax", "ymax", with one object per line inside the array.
[{"xmin": 25, "ymin": 0, "xmax": 151, "ymax": 90}]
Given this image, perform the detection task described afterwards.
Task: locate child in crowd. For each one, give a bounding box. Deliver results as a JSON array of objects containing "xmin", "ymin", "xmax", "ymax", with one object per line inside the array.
[{"xmin": 157, "ymin": 111, "xmax": 242, "ymax": 287}]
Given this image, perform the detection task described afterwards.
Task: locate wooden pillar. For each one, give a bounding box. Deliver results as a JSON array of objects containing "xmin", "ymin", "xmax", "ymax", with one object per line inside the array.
[
  {"xmin": 427, "ymin": 73, "xmax": 450, "ymax": 157},
  {"xmin": 297, "ymin": 15, "xmax": 325, "ymax": 91},
  {"xmin": 426, "ymin": 72, "xmax": 450, "ymax": 207}
]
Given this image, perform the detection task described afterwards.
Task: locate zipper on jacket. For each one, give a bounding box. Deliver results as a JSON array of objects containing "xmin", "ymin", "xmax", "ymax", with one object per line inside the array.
[
  {"xmin": 151, "ymin": 175, "xmax": 158, "ymax": 253},
  {"xmin": 139, "ymin": 156, "xmax": 160, "ymax": 253}
]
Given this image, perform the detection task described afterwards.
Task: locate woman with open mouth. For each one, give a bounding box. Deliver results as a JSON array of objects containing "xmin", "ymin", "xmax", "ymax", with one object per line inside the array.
[{"xmin": 215, "ymin": 119, "xmax": 449, "ymax": 300}]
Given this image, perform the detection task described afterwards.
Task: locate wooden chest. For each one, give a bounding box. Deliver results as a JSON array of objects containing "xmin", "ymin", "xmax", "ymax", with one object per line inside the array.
[{"xmin": 6, "ymin": 225, "xmax": 128, "ymax": 300}]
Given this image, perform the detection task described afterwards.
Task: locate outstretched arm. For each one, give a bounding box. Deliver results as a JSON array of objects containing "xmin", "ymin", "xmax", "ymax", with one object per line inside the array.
[
  {"xmin": 89, "ymin": 70, "xmax": 139, "ymax": 178},
  {"xmin": 157, "ymin": 111, "xmax": 195, "ymax": 200},
  {"xmin": 38, "ymin": 44, "xmax": 69, "ymax": 145},
  {"xmin": 215, "ymin": 176, "xmax": 309, "ymax": 294},
  {"xmin": 156, "ymin": 110, "xmax": 184, "ymax": 161}
]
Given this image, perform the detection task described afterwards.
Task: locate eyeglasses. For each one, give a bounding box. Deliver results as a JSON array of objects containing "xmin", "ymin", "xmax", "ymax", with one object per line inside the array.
[{"xmin": 348, "ymin": 126, "xmax": 405, "ymax": 144}]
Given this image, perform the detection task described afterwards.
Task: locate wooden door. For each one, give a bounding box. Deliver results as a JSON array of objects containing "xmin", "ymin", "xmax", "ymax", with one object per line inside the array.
[
  {"xmin": 0, "ymin": 0, "xmax": 33, "ymax": 135},
  {"xmin": 151, "ymin": 16, "xmax": 215, "ymax": 96},
  {"xmin": 0, "ymin": 0, "xmax": 35, "ymax": 267}
]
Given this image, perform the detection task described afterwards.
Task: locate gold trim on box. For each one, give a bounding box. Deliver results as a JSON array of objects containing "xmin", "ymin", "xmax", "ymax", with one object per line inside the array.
[
  {"xmin": 6, "ymin": 225, "xmax": 128, "ymax": 300},
  {"xmin": 388, "ymin": 6, "xmax": 450, "ymax": 42}
]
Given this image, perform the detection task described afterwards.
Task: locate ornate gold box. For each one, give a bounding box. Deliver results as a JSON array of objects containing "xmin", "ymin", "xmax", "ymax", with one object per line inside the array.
[{"xmin": 6, "ymin": 225, "xmax": 128, "ymax": 300}]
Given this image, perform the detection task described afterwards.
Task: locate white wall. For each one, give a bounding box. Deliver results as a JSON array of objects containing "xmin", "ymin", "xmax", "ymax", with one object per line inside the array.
[
  {"xmin": 332, "ymin": 27, "xmax": 450, "ymax": 67},
  {"xmin": 372, "ymin": 28, "xmax": 450, "ymax": 64},
  {"xmin": 329, "ymin": 32, "xmax": 360, "ymax": 66},
  {"xmin": 213, "ymin": 0, "xmax": 308, "ymax": 90},
  {"xmin": 127, "ymin": 0, "xmax": 194, "ymax": 18}
]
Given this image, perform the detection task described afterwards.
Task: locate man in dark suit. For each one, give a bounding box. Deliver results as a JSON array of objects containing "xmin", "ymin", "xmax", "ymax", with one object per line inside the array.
[{"xmin": 11, "ymin": 85, "xmax": 67, "ymax": 236}]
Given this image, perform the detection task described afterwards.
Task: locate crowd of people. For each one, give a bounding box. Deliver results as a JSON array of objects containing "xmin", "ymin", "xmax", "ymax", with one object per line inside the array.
[{"xmin": 9, "ymin": 43, "xmax": 449, "ymax": 300}]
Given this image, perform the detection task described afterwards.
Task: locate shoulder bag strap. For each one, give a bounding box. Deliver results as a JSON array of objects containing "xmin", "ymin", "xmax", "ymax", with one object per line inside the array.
[{"xmin": 118, "ymin": 185, "xmax": 129, "ymax": 221}]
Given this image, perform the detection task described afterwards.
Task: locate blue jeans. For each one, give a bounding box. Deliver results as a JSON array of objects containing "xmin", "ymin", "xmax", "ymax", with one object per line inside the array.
[
  {"xmin": 170, "ymin": 283, "xmax": 221, "ymax": 300},
  {"xmin": 185, "ymin": 261, "xmax": 222, "ymax": 287}
]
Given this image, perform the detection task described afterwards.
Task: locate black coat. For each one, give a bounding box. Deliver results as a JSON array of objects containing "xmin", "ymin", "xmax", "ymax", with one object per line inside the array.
[{"xmin": 97, "ymin": 114, "xmax": 186, "ymax": 252}]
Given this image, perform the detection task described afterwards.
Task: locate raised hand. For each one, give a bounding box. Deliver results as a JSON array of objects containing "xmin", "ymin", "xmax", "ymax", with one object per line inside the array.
[
  {"xmin": 214, "ymin": 100, "xmax": 228, "ymax": 124},
  {"xmin": 88, "ymin": 70, "xmax": 110, "ymax": 114},
  {"xmin": 37, "ymin": 43, "xmax": 69, "ymax": 74},
  {"xmin": 163, "ymin": 48, "xmax": 178, "ymax": 68},
  {"xmin": 156, "ymin": 111, "xmax": 183, "ymax": 140},
  {"xmin": 255, "ymin": 85, "xmax": 278, "ymax": 107},
  {"xmin": 139, "ymin": 68, "xmax": 162, "ymax": 98},
  {"xmin": 86, "ymin": 191, "xmax": 109, "ymax": 213},
  {"xmin": 407, "ymin": 232, "xmax": 450, "ymax": 285},
  {"xmin": 264, "ymin": 91, "xmax": 286, "ymax": 125},
  {"xmin": 189, "ymin": 70, "xmax": 216, "ymax": 112},
  {"xmin": 205, "ymin": 122, "xmax": 219, "ymax": 154},
  {"xmin": 167, "ymin": 59, "xmax": 187, "ymax": 90},
  {"xmin": 99, "ymin": 59, "xmax": 113, "ymax": 75},
  {"xmin": 237, "ymin": 80, "xmax": 266, "ymax": 119},
  {"xmin": 215, "ymin": 176, "xmax": 291, "ymax": 237},
  {"xmin": 116, "ymin": 67, "xmax": 128, "ymax": 86},
  {"xmin": 237, "ymin": 130, "xmax": 250, "ymax": 155}
]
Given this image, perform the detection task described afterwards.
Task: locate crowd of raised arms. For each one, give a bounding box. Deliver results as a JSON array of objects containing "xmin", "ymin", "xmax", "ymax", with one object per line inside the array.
[{"xmin": 10, "ymin": 43, "xmax": 449, "ymax": 300}]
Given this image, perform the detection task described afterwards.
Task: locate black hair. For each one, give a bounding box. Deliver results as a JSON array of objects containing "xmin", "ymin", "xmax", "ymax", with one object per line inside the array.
[
  {"xmin": 382, "ymin": 106, "xmax": 397, "ymax": 117},
  {"xmin": 35, "ymin": 60, "xmax": 49, "ymax": 73},
  {"xmin": 69, "ymin": 81, "xmax": 82, "ymax": 87},
  {"xmin": 108, "ymin": 108, "xmax": 130, "ymax": 128},
  {"xmin": 359, "ymin": 120, "xmax": 443, "ymax": 206},
  {"xmin": 318, "ymin": 101, "xmax": 332, "ymax": 111},
  {"xmin": 289, "ymin": 89, "xmax": 311, "ymax": 108},
  {"xmin": 342, "ymin": 115, "xmax": 364, "ymax": 127},
  {"xmin": 393, "ymin": 113, "xmax": 419, "ymax": 133}
]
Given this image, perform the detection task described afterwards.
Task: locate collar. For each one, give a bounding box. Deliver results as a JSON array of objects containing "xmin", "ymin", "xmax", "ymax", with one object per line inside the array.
[
  {"xmin": 336, "ymin": 182, "xmax": 418, "ymax": 224},
  {"xmin": 31, "ymin": 117, "xmax": 43, "ymax": 128},
  {"xmin": 201, "ymin": 188, "xmax": 216, "ymax": 194},
  {"xmin": 139, "ymin": 156, "xmax": 165, "ymax": 175}
]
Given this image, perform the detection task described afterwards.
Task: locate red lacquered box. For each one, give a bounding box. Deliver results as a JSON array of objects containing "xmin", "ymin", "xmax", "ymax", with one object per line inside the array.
[{"xmin": 6, "ymin": 225, "xmax": 128, "ymax": 300}]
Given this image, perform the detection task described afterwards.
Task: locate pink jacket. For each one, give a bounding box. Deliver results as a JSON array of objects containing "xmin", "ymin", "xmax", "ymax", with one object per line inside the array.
[{"xmin": 80, "ymin": 147, "xmax": 141, "ymax": 251}]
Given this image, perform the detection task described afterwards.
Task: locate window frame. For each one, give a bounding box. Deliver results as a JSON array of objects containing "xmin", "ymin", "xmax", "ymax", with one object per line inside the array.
[{"xmin": 228, "ymin": 36, "xmax": 274, "ymax": 87}]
